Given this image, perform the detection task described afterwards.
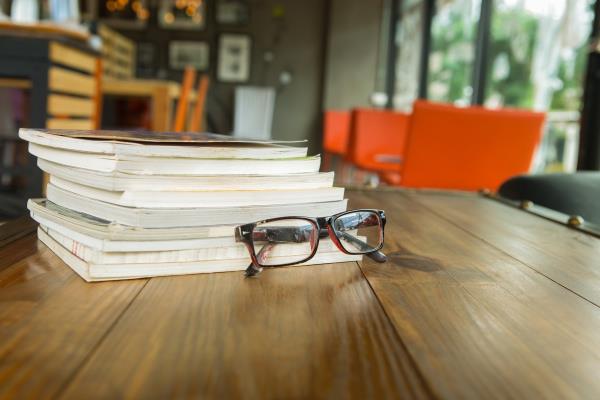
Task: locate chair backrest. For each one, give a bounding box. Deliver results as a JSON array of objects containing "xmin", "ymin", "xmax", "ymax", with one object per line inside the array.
[
  {"xmin": 190, "ymin": 74, "xmax": 210, "ymax": 132},
  {"xmin": 233, "ymin": 86, "xmax": 276, "ymax": 140},
  {"xmin": 346, "ymin": 108, "xmax": 410, "ymax": 172},
  {"xmin": 172, "ymin": 66, "xmax": 196, "ymax": 132},
  {"xmin": 401, "ymin": 100, "xmax": 546, "ymax": 191},
  {"xmin": 323, "ymin": 110, "xmax": 351, "ymax": 155}
]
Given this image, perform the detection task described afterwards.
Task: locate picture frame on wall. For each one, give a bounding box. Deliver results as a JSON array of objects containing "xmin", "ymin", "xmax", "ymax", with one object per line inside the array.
[
  {"xmin": 216, "ymin": 0, "xmax": 249, "ymax": 25},
  {"xmin": 159, "ymin": 0, "xmax": 206, "ymax": 30},
  {"xmin": 217, "ymin": 34, "xmax": 251, "ymax": 82},
  {"xmin": 169, "ymin": 41, "xmax": 210, "ymax": 70},
  {"xmin": 137, "ymin": 42, "xmax": 156, "ymax": 77}
]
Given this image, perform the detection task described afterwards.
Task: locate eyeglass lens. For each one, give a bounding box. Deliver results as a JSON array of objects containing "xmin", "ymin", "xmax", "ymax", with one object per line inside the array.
[
  {"xmin": 252, "ymin": 219, "xmax": 318, "ymax": 266},
  {"xmin": 332, "ymin": 211, "xmax": 382, "ymax": 254}
]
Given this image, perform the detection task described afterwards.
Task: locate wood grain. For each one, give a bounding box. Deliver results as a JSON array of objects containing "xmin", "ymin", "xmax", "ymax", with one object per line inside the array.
[
  {"xmin": 0, "ymin": 78, "xmax": 31, "ymax": 90},
  {"xmin": 59, "ymin": 263, "xmax": 430, "ymax": 399},
  {"xmin": 0, "ymin": 21, "xmax": 91, "ymax": 42},
  {"xmin": 413, "ymin": 192, "xmax": 600, "ymax": 306},
  {"xmin": 1, "ymin": 190, "xmax": 600, "ymax": 399},
  {"xmin": 48, "ymin": 67, "xmax": 96, "ymax": 97},
  {"xmin": 48, "ymin": 94, "xmax": 95, "ymax": 117},
  {"xmin": 46, "ymin": 118, "xmax": 94, "ymax": 130},
  {"xmin": 349, "ymin": 189, "xmax": 600, "ymax": 399},
  {"xmin": 0, "ymin": 235, "xmax": 146, "ymax": 399},
  {"xmin": 49, "ymin": 42, "xmax": 97, "ymax": 74}
]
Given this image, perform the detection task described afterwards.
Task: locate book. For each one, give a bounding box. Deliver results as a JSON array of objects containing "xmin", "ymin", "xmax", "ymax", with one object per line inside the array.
[
  {"xmin": 28, "ymin": 199, "xmax": 236, "ymax": 243},
  {"xmin": 49, "ymin": 175, "xmax": 345, "ymax": 208},
  {"xmin": 41, "ymin": 224, "xmax": 342, "ymax": 263},
  {"xmin": 29, "ymin": 143, "xmax": 321, "ymax": 175},
  {"xmin": 19, "ymin": 128, "xmax": 308, "ymax": 158},
  {"xmin": 38, "ymin": 228, "xmax": 361, "ymax": 282},
  {"xmin": 38, "ymin": 159, "xmax": 335, "ymax": 192},
  {"xmin": 46, "ymin": 183, "xmax": 349, "ymax": 228},
  {"xmin": 22, "ymin": 128, "xmax": 358, "ymax": 282}
]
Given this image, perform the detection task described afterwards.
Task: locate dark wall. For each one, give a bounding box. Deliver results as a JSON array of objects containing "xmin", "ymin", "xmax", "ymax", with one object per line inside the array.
[
  {"xmin": 323, "ymin": 0, "xmax": 385, "ymax": 110},
  {"xmin": 113, "ymin": 0, "xmax": 328, "ymax": 151}
]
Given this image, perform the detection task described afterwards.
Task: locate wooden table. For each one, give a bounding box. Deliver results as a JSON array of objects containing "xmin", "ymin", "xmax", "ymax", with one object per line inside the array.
[
  {"xmin": 1, "ymin": 189, "xmax": 599, "ymax": 399},
  {"xmin": 102, "ymin": 78, "xmax": 197, "ymax": 131}
]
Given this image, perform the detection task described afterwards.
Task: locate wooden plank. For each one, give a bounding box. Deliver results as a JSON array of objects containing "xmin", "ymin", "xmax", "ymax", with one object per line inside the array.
[
  {"xmin": 0, "ymin": 78, "xmax": 31, "ymax": 89},
  {"xmin": 0, "ymin": 236, "xmax": 146, "ymax": 399},
  {"xmin": 46, "ymin": 118, "xmax": 94, "ymax": 130},
  {"xmin": 348, "ymin": 190, "xmax": 600, "ymax": 399},
  {"xmin": 0, "ymin": 21, "xmax": 91, "ymax": 42},
  {"xmin": 48, "ymin": 66, "xmax": 95, "ymax": 97},
  {"xmin": 102, "ymin": 78, "xmax": 156, "ymax": 97},
  {"xmin": 414, "ymin": 193, "xmax": 600, "ymax": 306},
  {"xmin": 93, "ymin": 59, "xmax": 102, "ymax": 129},
  {"xmin": 49, "ymin": 42, "xmax": 97, "ymax": 73},
  {"xmin": 59, "ymin": 263, "xmax": 431, "ymax": 399},
  {"xmin": 98, "ymin": 24, "xmax": 136, "ymax": 79},
  {"xmin": 151, "ymin": 85, "xmax": 171, "ymax": 131},
  {"xmin": 110, "ymin": 64, "xmax": 132, "ymax": 78},
  {"xmin": 48, "ymin": 94, "xmax": 94, "ymax": 117}
]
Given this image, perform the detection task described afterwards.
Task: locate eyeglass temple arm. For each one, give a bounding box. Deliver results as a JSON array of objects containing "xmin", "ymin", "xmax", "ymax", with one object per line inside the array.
[
  {"xmin": 245, "ymin": 242, "xmax": 276, "ymax": 277},
  {"xmin": 326, "ymin": 229, "xmax": 387, "ymax": 263}
]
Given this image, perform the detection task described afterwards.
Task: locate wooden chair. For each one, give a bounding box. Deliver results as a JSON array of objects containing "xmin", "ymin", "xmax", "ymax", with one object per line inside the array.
[
  {"xmin": 190, "ymin": 74, "xmax": 210, "ymax": 132},
  {"xmin": 345, "ymin": 108, "xmax": 410, "ymax": 185},
  {"xmin": 400, "ymin": 100, "xmax": 546, "ymax": 191},
  {"xmin": 172, "ymin": 66, "xmax": 196, "ymax": 132}
]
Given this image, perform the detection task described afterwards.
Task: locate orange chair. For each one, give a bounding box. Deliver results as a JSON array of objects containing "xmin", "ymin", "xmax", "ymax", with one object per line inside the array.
[
  {"xmin": 322, "ymin": 110, "xmax": 351, "ymax": 171},
  {"xmin": 400, "ymin": 100, "xmax": 546, "ymax": 191},
  {"xmin": 345, "ymin": 108, "xmax": 410, "ymax": 184}
]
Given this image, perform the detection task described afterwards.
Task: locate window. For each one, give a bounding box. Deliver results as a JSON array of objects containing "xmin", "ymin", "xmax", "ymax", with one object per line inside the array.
[
  {"xmin": 428, "ymin": 0, "xmax": 481, "ymax": 105},
  {"xmin": 484, "ymin": 0, "xmax": 594, "ymax": 171},
  {"xmin": 390, "ymin": 0, "xmax": 596, "ymax": 170},
  {"xmin": 485, "ymin": 0, "xmax": 593, "ymax": 111}
]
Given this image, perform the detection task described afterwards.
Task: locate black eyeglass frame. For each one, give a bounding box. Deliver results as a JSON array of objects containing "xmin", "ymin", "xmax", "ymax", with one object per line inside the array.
[{"xmin": 234, "ymin": 209, "xmax": 387, "ymax": 269}]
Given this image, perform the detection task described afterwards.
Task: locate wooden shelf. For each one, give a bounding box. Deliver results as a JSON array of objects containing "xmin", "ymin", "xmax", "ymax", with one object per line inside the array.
[
  {"xmin": 0, "ymin": 21, "xmax": 91, "ymax": 42},
  {"xmin": 0, "ymin": 78, "xmax": 31, "ymax": 90}
]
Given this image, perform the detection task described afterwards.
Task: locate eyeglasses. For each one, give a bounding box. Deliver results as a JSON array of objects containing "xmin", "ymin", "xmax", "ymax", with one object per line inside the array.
[{"xmin": 235, "ymin": 209, "xmax": 387, "ymax": 276}]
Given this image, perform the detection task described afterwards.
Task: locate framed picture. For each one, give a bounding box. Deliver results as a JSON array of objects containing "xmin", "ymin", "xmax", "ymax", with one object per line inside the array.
[
  {"xmin": 216, "ymin": 0, "xmax": 249, "ymax": 25},
  {"xmin": 137, "ymin": 43, "xmax": 156, "ymax": 77},
  {"xmin": 169, "ymin": 41, "xmax": 209, "ymax": 70},
  {"xmin": 217, "ymin": 34, "xmax": 251, "ymax": 82},
  {"xmin": 159, "ymin": 0, "xmax": 206, "ymax": 30}
]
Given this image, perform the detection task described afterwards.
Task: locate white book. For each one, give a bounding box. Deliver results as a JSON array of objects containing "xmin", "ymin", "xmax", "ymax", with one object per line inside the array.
[
  {"xmin": 31, "ymin": 209, "xmax": 236, "ymax": 251},
  {"xmin": 28, "ymin": 199, "xmax": 236, "ymax": 242},
  {"xmin": 19, "ymin": 128, "xmax": 308, "ymax": 159},
  {"xmin": 49, "ymin": 176, "xmax": 345, "ymax": 208},
  {"xmin": 38, "ymin": 159, "xmax": 335, "ymax": 192},
  {"xmin": 46, "ymin": 184, "xmax": 349, "ymax": 228},
  {"xmin": 38, "ymin": 228, "xmax": 361, "ymax": 282},
  {"xmin": 41, "ymin": 224, "xmax": 341, "ymax": 263},
  {"xmin": 29, "ymin": 143, "xmax": 321, "ymax": 175}
]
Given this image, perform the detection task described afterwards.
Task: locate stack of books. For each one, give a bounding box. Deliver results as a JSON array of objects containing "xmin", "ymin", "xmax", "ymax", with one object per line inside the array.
[{"xmin": 20, "ymin": 129, "xmax": 360, "ymax": 281}]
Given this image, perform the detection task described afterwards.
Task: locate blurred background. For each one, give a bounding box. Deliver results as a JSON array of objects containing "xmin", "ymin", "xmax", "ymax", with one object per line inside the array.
[{"xmin": 1, "ymin": 0, "xmax": 600, "ymax": 219}]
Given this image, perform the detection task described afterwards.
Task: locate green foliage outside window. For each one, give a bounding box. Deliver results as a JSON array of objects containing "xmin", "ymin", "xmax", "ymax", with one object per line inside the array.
[{"xmin": 428, "ymin": 6, "xmax": 475, "ymax": 103}]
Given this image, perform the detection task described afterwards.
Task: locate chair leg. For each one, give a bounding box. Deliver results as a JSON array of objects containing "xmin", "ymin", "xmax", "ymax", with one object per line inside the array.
[{"xmin": 322, "ymin": 152, "xmax": 332, "ymax": 172}]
